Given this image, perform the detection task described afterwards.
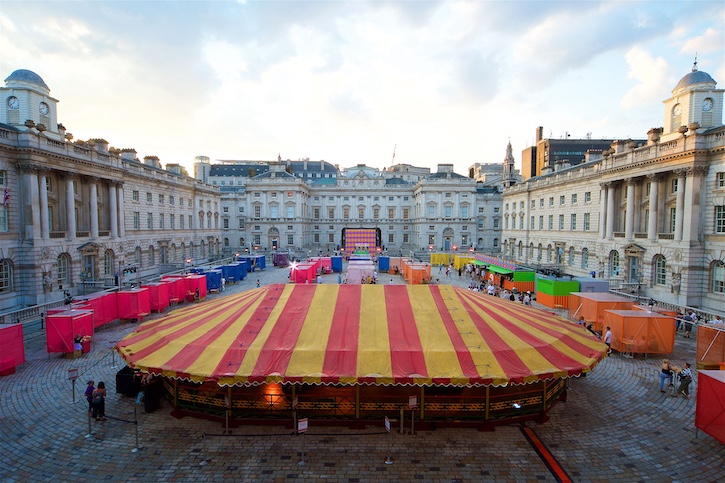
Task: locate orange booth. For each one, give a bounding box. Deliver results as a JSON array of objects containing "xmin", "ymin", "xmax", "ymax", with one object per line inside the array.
[
  {"xmin": 695, "ymin": 370, "xmax": 725, "ymax": 445},
  {"xmin": 604, "ymin": 310, "xmax": 676, "ymax": 355},
  {"xmin": 569, "ymin": 292, "xmax": 634, "ymax": 331},
  {"xmin": 406, "ymin": 263, "xmax": 432, "ymax": 285},
  {"xmin": 696, "ymin": 324, "xmax": 725, "ymax": 370}
]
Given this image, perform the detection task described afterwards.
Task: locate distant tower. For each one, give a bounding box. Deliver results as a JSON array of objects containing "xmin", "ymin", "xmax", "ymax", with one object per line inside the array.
[
  {"xmin": 193, "ymin": 155, "xmax": 211, "ymax": 183},
  {"xmin": 502, "ymin": 141, "xmax": 516, "ymax": 188}
]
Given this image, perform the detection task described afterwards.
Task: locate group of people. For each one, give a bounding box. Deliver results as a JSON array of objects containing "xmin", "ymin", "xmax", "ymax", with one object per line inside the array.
[
  {"xmin": 84, "ymin": 380, "xmax": 107, "ymax": 421},
  {"xmin": 659, "ymin": 359, "xmax": 693, "ymax": 398}
]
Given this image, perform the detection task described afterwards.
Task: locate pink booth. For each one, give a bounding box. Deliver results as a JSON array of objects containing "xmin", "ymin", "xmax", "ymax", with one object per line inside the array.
[
  {"xmin": 116, "ymin": 288, "xmax": 151, "ymax": 321},
  {"xmin": 141, "ymin": 282, "xmax": 170, "ymax": 313},
  {"xmin": 46, "ymin": 309, "xmax": 94, "ymax": 354},
  {"xmin": 184, "ymin": 274, "xmax": 207, "ymax": 302},
  {"xmin": 291, "ymin": 263, "xmax": 317, "ymax": 283},
  {"xmin": 346, "ymin": 261, "xmax": 376, "ymax": 284},
  {"xmin": 310, "ymin": 257, "xmax": 332, "ymax": 274},
  {"xmin": 0, "ymin": 324, "xmax": 25, "ymax": 375},
  {"xmin": 76, "ymin": 292, "xmax": 118, "ymax": 327}
]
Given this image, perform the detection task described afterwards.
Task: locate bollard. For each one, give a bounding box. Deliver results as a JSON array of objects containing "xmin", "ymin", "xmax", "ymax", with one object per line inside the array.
[
  {"xmin": 410, "ymin": 409, "xmax": 415, "ymax": 435},
  {"xmin": 299, "ymin": 432, "xmax": 306, "ymax": 466},
  {"xmin": 71, "ymin": 378, "xmax": 77, "ymax": 404},
  {"xmin": 85, "ymin": 408, "xmax": 94, "ymax": 439},
  {"xmin": 131, "ymin": 407, "xmax": 143, "ymax": 453},
  {"xmin": 385, "ymin": 430, "xmax": 393, "ymax": 465}
]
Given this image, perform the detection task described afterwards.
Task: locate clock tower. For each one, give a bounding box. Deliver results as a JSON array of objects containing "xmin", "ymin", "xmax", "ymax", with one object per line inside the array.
[
  {"xmin": 0, "ymin": 69, "xmax": 62, "ymax": 141},
  {"xmin": 661, "ymin": 61, "xmax": 723, "ymax": 142}
]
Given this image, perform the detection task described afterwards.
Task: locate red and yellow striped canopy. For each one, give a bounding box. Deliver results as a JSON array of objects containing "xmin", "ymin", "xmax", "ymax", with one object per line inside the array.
[{"xmin": 116, "ymin": 284, "xmax": 606, "ymax": 387}]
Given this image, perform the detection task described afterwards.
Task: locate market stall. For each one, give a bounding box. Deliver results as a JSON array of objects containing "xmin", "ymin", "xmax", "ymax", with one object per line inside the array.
[
  {"xmin": 535, "ymin": 275, "xmax": 580, "ymax": 309},
  {"xmin": 184, "ymin": 274, "xmax": 208, "ymax": 302},
  {"xmin": 346, "ymin": 260, "xmax": 376, "ymax": 284},
  {"xmin": 141, "ymin": 283, "xmax": 170, "ymax": 313},
  {"xmin": 330, "ymin": 256, "xmax": 343, "ymax": 273},
  {"xmin": 695, "ymin": 370, "xmax": 725, "ymax": 445},
  {"xmin": 272, "ymin": 252, "xmax": 290, "ymax": 267},
  {"xmin": 604, "ymin": 309, "xmax": 676, "ymax": 355},
  {"xmin": 378, "ymin": 256, "xmax": 389, "ymax": 272},
  {"xmin": 204, "ymin": 269, "xmax": 223, "ymax": 292},
  {"xmin": 46, "ymin": 309, "xmax": 94, "ymax": 355},
  {"xmin": 161, "ymin": 277, "xmax": 187, "ymax": 305},
  {"xmin": 0, "ymin": 323, "xmax": 25, "ymax": 375},
  {"xmin": 252, "ymin": 255, "xmax": 266, "ymax": 270},
  {"xmin": 116, "ymin": 288, "xmax": 151, "ymax": 321},
  {"xmin": 75, "ymin": 291, "xmax": 119, "ymax": 327},
  {"xmin": 569, "ymin": 292, "xmax": 634, "ymax": 331},
  {"xmin": 696, "ymin": 324, "xmax": 725, "ymax": 370},
  {"xmin": 290, "ymin": 263, "xmax": 317, "ymax": 283},
  {"xmin": 430, "ymin": 253, "xmax": 452, "ymax": 268}
]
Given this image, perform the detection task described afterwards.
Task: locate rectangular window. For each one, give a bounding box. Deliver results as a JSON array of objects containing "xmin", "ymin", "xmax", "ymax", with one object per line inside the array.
[
  {"xmin": 461, "ymin": 206, "xmax": 469, "ymax": 218},
  {"xmin": 718, "ymin": 173, "xmax": 725, "ymax": 188},
  {"xmin": 445, "ymin": 193, "xmax": 451, "ymax": 198},
  {"xmin": 548, "ymin": 215, "xmax": 554, "ymax": 230},
  {"xmin": 270, "ymin": 206, "xmax": 278, "ymax": 218},
  {"xmin": 403, "ymin": 208, "xmax": 409, "ymax": 219},
  {"xmin": 584, "ymin": 192, "xmax": 591, "ymax": 202},
  {"xmin": 287, "ymin": 234, "xmax": 294, "ymax": 245},
  {"xmin": 571, "ymin": 194, "xmax": 577, "ymax": 204},
  {"xmin": 170, "ymin": 214, "xmax": 175, "ymax": 229},
  {"xmin": 540, "ymin": 199, "xmax": 544, "ymax": 207},
  {"xmin": 358, "ymin": 207, "xmax": 365, "ymax": 219},
  {"xmin": 328, "ymin": 208, "xmax": 334, "ymax": 219},
  {"xmin": 670, "ymin": 207, "xmax": 677, "ymax": 232},
  {"xmin": 180, "ymin": 198, "xmax": 184, "ymax": 207},
  {"xmin": 344, "ymin": 208, "xmax": 349, "ymax": 219},
  {"xmin": 444, "ymin": 206, "xmax": 452, "ymax": 218},
  {"xmin": 159, "ymin": 194, "xmax": 164, "ymax": 204},
  {"xmin": 403, "ymin": 233, "xmax": 409, "ymax": 243},
  {"xmin": 428, "ymin": 206, "xmax": 435, "ymax": 217},
  {"xmin": 169, "ymin": 196, "xmax": 174, "ymax": 205},
  {"xmin": 189, "ymin": 215, "xmax": 192, "ymax": 228},
  {"xmin": 238, "ymin": 219, "xmax": 244, "ymax": 229},
  {"xmin": 133, "ymin": 212, "xmax": 140, "ymax": 230},
  {"xmin": 373, "ymin": 208, "xmax": 380, "ymax": 219},
  {"xmin": 159, "ymin": 214, "xmax": 165, "ymax": 229},
  {"xmin": 132, "ymin": 190, "xmax": 139, "ymax": 201},
  {"xmin": 180, "ymin": 215, "xmax": 185, "ymax": 229},
  {"xmin": 671, "ymin": 178, "xmax": 678, "ymax": 193},
  {"xmin": 313, "ymin": 233, "xmax": 320, "ymax": 243},
  {"xmin": 388, "ymin": 208, "xmax": 394, "ymax": 219},
  {"xmin": 0, "ymin": 205, "xmax": 9, "ymax": 232},
  {"xmin": 559, "ymin": 195, "xmax": 565, "ymax": 205},
  {"xmin": 147, "ymin": 213, "xmax": 153, "ymax": 230},
  {"xmin": 254, "ymin": 206, "xmax": 261, "ymax": 218},
  {"xmin": 388, "ymin": 233, "xmax": 394, "ymax": 243},
  {"xmin": 539, "ymin": 216, "xmax": 544, "ymax": 230},
  {"xmin": 493, "ymin": 219, "xmax": 499, "ymax": 229},
  {"xmin": 549, "ymin": 197, "xmax": 554, "ymax": 207},
  {"xmin": 530, "ymin": 216, "xmax": 534, "ymax": 229},
  {"xmin": 146, "ymin": 192, "xmax": 152, "ymax": 203},
  {"xmin": 329, "ymin": 233, "xmax": 334, "ymax": 243},
  {"xmin": 716, "ymin": 206, "xmax": 725, "ymax": 233},
  {"xmin": 428, "ymin": 235, "xmax": 435, "ymax": 245},
  {"xmin": 571, "ymin": 214, "xmax": 576, "ymax": 230},
  {"xmin": 646, "ymin": 183, "xmax": 651, "ymax": 196},
  {"xmin": 286, "ymin": 206, "xmax": 294, "ymax": 218},
  {"xmin": 584, "ymin": 213, "xmax": 591, "ymax": 231},
  {"xmin": 559, "ymin": 214, "xmax": 564, "ymax": 229}
]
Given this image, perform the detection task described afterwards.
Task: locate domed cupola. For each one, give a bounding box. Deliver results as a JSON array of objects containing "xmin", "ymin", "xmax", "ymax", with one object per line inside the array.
[
  {"xmin": 661, "ymin": 60, "xmax": 723, "ymax": 139},
  {"xmin": 1, "ymin": 68, "xmax": 60, "ymax": 139}
]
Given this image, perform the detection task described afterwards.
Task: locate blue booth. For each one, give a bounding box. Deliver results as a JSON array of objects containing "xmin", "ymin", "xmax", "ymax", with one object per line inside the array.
[
  {"xmin": 253, "ymin": 255, "xmax": 266, "ymax": 270},
  {"xmin": 378, "ymin": 256, "xmax": 390, "ymax": 272},
  {"xmin": 331, "ymin": 256, "xmax": 343, "ymax": 273},
  {"xmin": 205, "ymin": 269, "xmax": 222, "ymax": 291}
]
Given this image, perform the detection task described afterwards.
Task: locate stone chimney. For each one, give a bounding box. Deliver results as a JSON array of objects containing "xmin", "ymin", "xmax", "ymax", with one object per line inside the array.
[{"xmin": 120, "ymin": 149, "xmax": 138, "ymax": 162}]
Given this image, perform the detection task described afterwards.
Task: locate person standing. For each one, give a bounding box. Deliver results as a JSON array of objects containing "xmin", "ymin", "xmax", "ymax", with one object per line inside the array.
[
  {"xmin": 684, "ymin": 311, "xmax": 695, "ymax": 338},
  {"xmin": 92, "ymin": 381, "xmax": 107, "ymax": 421},
  {"xmin": 712, "ymin": 315, "xmax": 723, "ymax": 324},
  {"xmin": 221, "ymin": 277, "xmax": 226, "ymax": 291},
  {"xmin": 256, "ymin": 279, "xmax": 260, "ymax": 288},
  {"xmin": 523, "ymin": 292, "xmax": 531, "ymax": 306},
  {"xmin": 84, "ymin": 380, "xmax": 95, "ymax": 413},
  {"xmin": 603, "ymin": 327, "xmax": 612, "ymax": 355},
  {"xmin": 676, "ymin": 362, "xmax": 693, "ymax": 398},
  {"xmin": 659, "ymin": 359, "xmax": 675, "ymax": 393}
]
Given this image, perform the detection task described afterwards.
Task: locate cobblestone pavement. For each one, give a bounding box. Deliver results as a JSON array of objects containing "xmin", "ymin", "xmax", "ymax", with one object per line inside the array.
[{"xmin": 1, "ymin": 265, "xmax": 724, "ymax": 482}]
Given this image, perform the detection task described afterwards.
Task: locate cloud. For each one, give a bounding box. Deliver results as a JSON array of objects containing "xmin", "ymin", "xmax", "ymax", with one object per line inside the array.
[
  {"xmin": 680, "ymin": 28, "xmax": 724, "ymax": 55},
  {"xmin": 620, "ymin": 47, "xmax": 671, "ymax": 109}
]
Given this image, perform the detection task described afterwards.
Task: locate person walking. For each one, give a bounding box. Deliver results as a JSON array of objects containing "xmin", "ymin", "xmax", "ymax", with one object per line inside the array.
[
  {"xmin": 675, "ymin": 362, "xmax": 693, "ymax": 398},
  {"xmin": 684, "ymin": 311, "xmax": 695, "ymax": 338},
  {"xmin": 92, "ymin": 381, "xmax": 107, "ymax": 421},
  {"xmin": 256, "ymin": 279, "xmax": 260, "ymax": 288},
  {"xmin": 603, "ymin": 327, "xmax": 612, "ymax": 355}
]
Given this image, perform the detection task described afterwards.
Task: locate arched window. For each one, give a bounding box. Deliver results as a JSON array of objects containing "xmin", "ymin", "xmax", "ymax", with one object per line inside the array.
[
  {"xmin": 0, "ymin": 259, "xmax": 12, "ymax": 293},
  {"xmin": 547, "ymin": 244, "xmax": 552, "ymax": 262},
  {"xmin": 581, "ymin": 248, "xmax": 589, "ymax": 269},
  {"xmin": 493, "ymin": 238, "xmax": 499, "ymax": 249},
  {"xmin": 224, "ymin": 238, "xmax": 229, "ymax": 247},
  {"xmin": 103, "ymin": 250, "xmax": 114, "ymax": 276},
  {"xmin": 57, "ymin": 253, "xmax": 71, "ymax": 289},
  {"xmin": 569, "ymin": 247, "xmax": 575, "ymax": 266},
  {"xmin": 654, "ymin": 255, "xmax": 667, "ymax": 285},
  {"xmin": 518, "ymin": 241, "xmax": 523, "ymax": 258},
  {"xmin": 148, "ymin": 245, "xmax": 155, "ymax": 266},
  {"xmin": 609, "ymin": 250, "xmax": 620, "ymax": 277},
  {"xmin": 528, "ymin": 243, "xmax": 534, "ymax": 258},
  {"xmin": 711, "ymin": 261, "xmax": 725, "ymax": 293},
  {"xmin": 537, "ymin": 243, "xmax": 542, "ymax": 261},
  {"xmin": 135, "ymin": 247, "xmax": 142, "ymax": 267}
]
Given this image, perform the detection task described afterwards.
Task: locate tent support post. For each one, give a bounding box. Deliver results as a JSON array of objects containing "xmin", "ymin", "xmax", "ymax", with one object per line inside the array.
[
  {"xmin": 420, "ymin": 387, "xmax": 425, "ymax": 421},
  {"xmin": 485, "ymin": 386, "xmax": 490, "ymax": 422},
  {"xmin": 355, "ymin": 386, "xmax": 360, "ymax": 420}
]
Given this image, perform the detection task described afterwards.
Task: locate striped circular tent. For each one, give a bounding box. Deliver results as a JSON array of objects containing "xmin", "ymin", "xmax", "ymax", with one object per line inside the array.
[{"xmin": 116, "ymin": 284, "xmax": 606, "ymax": 388}]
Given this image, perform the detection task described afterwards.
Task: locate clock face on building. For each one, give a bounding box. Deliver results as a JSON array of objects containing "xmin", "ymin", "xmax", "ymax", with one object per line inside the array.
[
  {"xmin": 7, "ymin": 96, "xmax": 19, "ymax": 110},
  {"xmin": 39, "ymin": 102, "xmax": 49, "ymax": 115},
  {"xmin": 672, "ymin": 104, "xmax": 682, "ymax": 116},
  {"xmin": 703, "ymin": 98, "xmax": 713, "ymax": 112}
]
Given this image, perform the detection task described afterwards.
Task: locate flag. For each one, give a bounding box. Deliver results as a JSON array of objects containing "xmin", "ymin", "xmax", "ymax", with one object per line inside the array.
[{"xmin": 3, "ymin": 188, "xmax": 8, "ymax": 206}]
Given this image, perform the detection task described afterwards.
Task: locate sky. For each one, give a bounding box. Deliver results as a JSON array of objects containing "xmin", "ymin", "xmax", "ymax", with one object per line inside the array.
[{"xmin": 1, "ymin": 1, "xmax": 723, "ymax": 176}]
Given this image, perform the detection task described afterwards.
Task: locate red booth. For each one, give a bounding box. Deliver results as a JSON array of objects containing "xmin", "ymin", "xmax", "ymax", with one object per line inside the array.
[
  {"xmin": 291, "ymin": 263, "xmax": 317, "ymax": 283},
  {"xmin": 0, "ymin": 323, "xmax": 25, "ymax": 375},
  {"xmin": 184, "ymin": 275, "xmax": 207, "ymax": 302},
  {"xmin": 695, "ymin": 370, "xmax": 725, "ymax": 445},
  {"xmin": 161, "ymin": 277, "xmax": 187, "ymax": 305},
  {"xmin": 117, "ymin": 288, "xmax": 151, "ymax": 321},
  {"xmin": 142, "ymin": 282, "xmax": 170, "ymax": 313},
  {"xmin": 309, "ymin": 257, "xmax": 332, "ymax": 274},
  {"xmin": 46, "ymin": 309, "xmax": 94, "ymax": 354}
]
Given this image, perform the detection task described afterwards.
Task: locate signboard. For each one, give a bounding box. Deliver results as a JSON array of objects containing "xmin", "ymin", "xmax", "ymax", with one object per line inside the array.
[
  {"xmin": 408, "ymin": 395, "xmax": 418, "ymax": 408},
  {"xmin": 68, "ymin": 368, "xmax": 79, "ymax": 380},
  {"xmin": 292, "ymin": 396, "xmax": 298, "ymax": 409},
  {"xmin": 385, "ymin": 416, "xmax": 391, "ymax": 433},
  {"xmin": 297, "ymin": 418, "xmax": 308, "ymax": 433}
]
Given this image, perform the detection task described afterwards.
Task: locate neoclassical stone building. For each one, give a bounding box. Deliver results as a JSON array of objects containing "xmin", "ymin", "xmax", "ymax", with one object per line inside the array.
[
  {"xmin": 501, "ymin": 63, "xmax": 725, "ymax": 312},
  {"xmin": 0, "ymin": 69, "xmax": 221, "ymax": 311}
]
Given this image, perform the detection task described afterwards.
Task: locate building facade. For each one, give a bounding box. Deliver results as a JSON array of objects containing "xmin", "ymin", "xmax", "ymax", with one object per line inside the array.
[
  {"xmin": 501, "ymin": 63, "xmax": 725, "ymax": 312},
  {"xmin": 0, "ymin": 69, "xmax": 221, "ymax": 312}
]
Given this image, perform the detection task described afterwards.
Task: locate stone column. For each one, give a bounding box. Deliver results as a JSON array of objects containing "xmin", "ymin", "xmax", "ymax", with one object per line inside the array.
[
  {"xmin": 117, "ymin": 183, "xmax": 125, "ymax": 238},
  {"xmin": 22, "ymin": 166, "xmax": 41, "ymax": 240},
  {"xmin": 606, "ymin": 183, "xmax": 616, "ymax": 239},
  {"xmin": 109, "ymin": 183, "xmax": 118, "ymax": 238},
  {"xmin": 38, "ymin": 168, "xmax": 50, "ymax": 240},
  {"xmin": 625, "ymin": 179, "xmax": 636, "ymax": 240},
  {"xmin": 647, "ymin": 174, "xmax": 659, "ymax": 241},
  {"xmin": 674, "ymin": 169, "xmax": 686, "ymax": 241},
  {"xmin": 66, "ymin": 174, "xmax": 76, "ymax": 240},
  {"xmin": 683, "ymin": 167, "xmax": 707, "ymax": 243},
  {"xmin": 599, "ymin": 184, "xmax": 607, "ymax": 239},
  {"xmin": 89, "ymin": 177, "xmax": 99, "ymax": 239}
]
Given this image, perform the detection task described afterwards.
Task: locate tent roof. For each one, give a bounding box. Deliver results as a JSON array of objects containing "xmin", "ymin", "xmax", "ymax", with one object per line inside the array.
[{"xmin": 116, "ymin": 284, "xmax": 606, "ymax": 388}]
